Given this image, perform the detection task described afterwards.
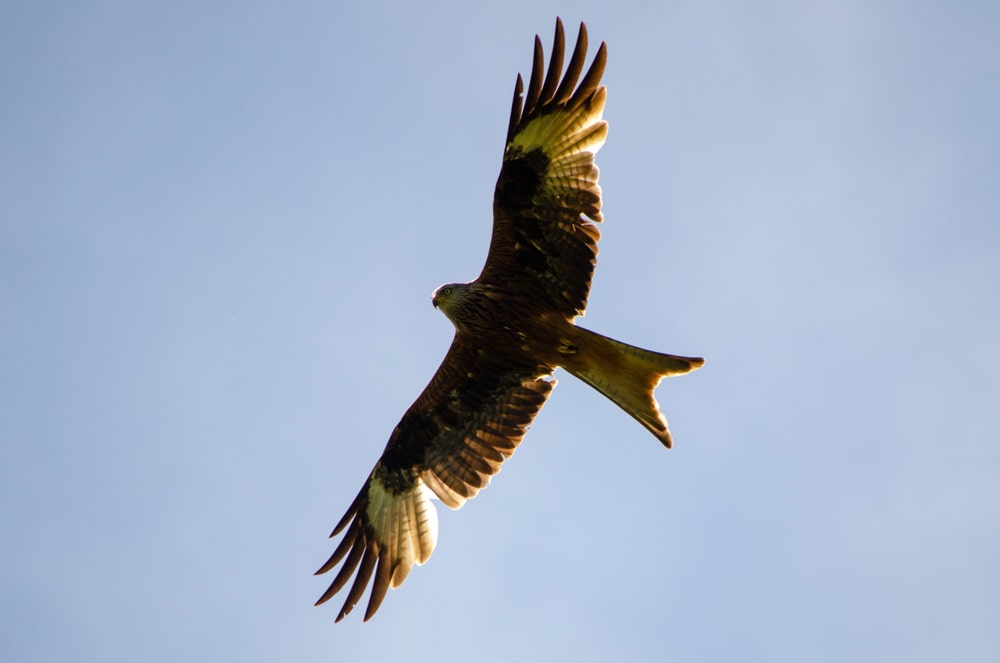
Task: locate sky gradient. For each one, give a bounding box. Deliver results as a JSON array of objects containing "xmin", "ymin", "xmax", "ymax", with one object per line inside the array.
[{"xmin": 3, "ymin": 1, "xmax": 999, "ymax": 661}]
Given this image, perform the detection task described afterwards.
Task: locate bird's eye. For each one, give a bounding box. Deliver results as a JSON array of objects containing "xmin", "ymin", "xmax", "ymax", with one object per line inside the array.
[{"xmin": 442, "ymin": 287, "xmax": 452, "ymax": 296}]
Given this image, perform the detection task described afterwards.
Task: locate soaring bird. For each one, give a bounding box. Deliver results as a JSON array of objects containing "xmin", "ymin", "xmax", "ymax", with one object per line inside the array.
[{"xmin": 316, "ymin": 18, "xmax": 704, "ymax": 622}]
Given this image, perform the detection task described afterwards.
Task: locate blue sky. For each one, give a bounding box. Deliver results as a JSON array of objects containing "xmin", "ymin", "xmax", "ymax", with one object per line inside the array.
[{"xmin": 3, "ymin": 1, "xmax": 998, "ymax": 661}]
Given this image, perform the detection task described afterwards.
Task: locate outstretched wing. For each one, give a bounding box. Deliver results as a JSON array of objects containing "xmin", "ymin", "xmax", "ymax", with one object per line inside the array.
[
  {"xmin": 479, "ymin": 18, "xmax": 608, "ymax": 319},
  {"xmin": 315, "ymin": 337, "xmax": 555, "ymax": 622}
]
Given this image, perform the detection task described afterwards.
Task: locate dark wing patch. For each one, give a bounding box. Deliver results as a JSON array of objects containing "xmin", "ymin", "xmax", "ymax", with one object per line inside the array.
[
  {"xmin": 315, "ymin": 337, "xmax": 555, "ymax": 622},
  {"xmin": 480, "ymin": 18, "xmax": 608, "ymax": 319},
  {"xmin": 421, "ymin": 368, "xmax": 554, "ymax": 509}
]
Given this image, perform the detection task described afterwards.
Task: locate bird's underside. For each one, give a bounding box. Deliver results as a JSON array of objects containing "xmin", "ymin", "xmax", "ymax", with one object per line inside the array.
[{"xmin": 315, "ymin": 18, "xmax": 704, "ymax": 623}]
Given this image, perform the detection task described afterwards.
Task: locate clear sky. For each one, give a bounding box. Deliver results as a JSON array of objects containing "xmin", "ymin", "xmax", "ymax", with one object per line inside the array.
[{"xmin": 3, "ymin": 1, "xmax": 998, "ymax": 661}]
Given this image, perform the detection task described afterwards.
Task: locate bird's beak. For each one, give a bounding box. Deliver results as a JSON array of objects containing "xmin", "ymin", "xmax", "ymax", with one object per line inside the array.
[{"xmin": 432, "ymin": 295, "xmax": 439, "ymax": 309}]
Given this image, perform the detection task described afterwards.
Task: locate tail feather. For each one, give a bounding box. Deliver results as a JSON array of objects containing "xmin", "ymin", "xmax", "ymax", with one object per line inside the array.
[{"xmin": 559, "ymin": 325, "xmax": 703, "ymax": 448}]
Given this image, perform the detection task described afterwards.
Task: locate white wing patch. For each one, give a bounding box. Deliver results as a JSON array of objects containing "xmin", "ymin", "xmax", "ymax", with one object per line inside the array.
[
  {"xmin": 365, "ymin": 475, "xmax": 439, "ymax": 588},
  {"xmin": 512, "ymin": 87, "xmax": 607, "ymax": 162},
  {"xmin": 510, "ymin": 87, "xmax": 607, "ymax": 224}
]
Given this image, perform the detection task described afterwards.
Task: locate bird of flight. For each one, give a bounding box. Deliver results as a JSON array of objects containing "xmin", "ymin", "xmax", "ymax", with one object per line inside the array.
[{"xmin": 316, "ymin": 18, "xmax": 704, "ymax": 622}]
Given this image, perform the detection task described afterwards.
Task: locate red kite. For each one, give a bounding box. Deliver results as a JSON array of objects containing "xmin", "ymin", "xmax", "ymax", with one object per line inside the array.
[{"xmin": 316, "ymin": 18, "xmax": 704, "ymax": 622}]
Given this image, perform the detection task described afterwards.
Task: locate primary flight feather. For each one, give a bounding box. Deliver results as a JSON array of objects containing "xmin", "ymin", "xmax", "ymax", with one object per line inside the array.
[{"xmin": 315, "ymin": 18, "xmax": 704, "ymax": 622}]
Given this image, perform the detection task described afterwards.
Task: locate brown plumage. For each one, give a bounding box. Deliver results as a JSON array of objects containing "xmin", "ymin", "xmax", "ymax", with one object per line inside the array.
[{"xmin": 315, "ymin": 18, "xmax": 704, "ymax": 622}]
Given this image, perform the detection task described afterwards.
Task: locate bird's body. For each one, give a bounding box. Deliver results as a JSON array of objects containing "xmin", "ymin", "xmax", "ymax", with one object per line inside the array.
[
  {"xmin": 434, "ymin": 281, "xmax": 700, "ymax": 446},
  {"xmin": 316, "ymin": 18, "xmax": 704, "ymax": 622}
]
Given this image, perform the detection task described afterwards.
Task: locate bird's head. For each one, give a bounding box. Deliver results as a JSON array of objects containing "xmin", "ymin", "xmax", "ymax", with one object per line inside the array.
[{"xmin": 431, "ymin": 282, "xmax": 471, "ymax": 324}]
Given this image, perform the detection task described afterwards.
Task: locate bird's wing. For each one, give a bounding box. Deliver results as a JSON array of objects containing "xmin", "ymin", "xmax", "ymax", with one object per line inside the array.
[
  {"xmin": 479, "ymin": 18, "xmax": 608, "ymax": 319},
  {"xmin": 315, "ymin": 336, "xmax": 555, "ymax": 622}
]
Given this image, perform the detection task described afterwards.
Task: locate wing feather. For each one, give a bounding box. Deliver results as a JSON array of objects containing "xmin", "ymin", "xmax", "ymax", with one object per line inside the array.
[
  {"xmin": 316, "ymin": 337, "xmax": 555, "ymax": 621},
  {"xmin": 522, "ymin": 36, "xmax": 545, "ymax": 116},
  {"xmin": 505, "ymin": 74, "xmax": 525, "ymax": 145},
  {"xmin": 569, "ymin": 44, "xmax": 607, "ymax": 107},
  {"xmin": 551, "ymin": 21, "xmax": 588, "ymax": 104},
  {"xmin": 366, "ymin": 551, "xmax": 392, "ymax": 621},
  {"xmin": 317, "ymin": 519, "xmax": 359, "ymax": 574},
  {"xmin": 342, "ymin": 545, "xmax": 378, "ymax": 621},
  {"xmin": 537, "ymin": 21, "xmax": 565, "ymax": 106},
  {"xmin": 482, "ymin": 19, "xmax": 608, "ymax": 319}
]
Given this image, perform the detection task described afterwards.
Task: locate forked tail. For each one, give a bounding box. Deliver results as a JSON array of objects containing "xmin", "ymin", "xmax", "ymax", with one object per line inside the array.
[{"xmin": 559, "ymin": 325, "xmax": 704, "ymax": 448}]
